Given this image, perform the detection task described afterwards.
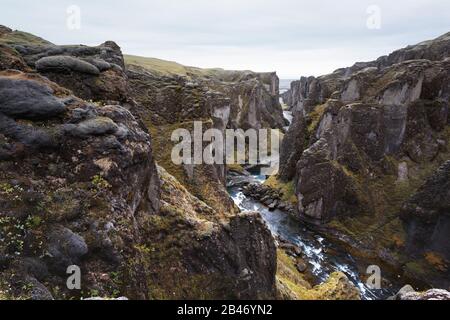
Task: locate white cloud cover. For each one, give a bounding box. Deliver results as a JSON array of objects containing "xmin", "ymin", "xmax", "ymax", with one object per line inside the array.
[{"xmin": 1, "ymin": 0, "xmax": 449, "ymax": 78}]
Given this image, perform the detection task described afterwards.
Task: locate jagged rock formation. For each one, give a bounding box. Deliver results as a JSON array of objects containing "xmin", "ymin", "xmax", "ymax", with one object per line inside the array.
[
  {"xmin": 125, "ymin": 59, "xmax": 287, "ymax": 215},
  {"xmin": 0, "ymin": 70, "xmax": 160, "ymax": 299},
  {"xmin": 8, "ymin": 40, "xmax": 129, "ymax": 103},
  {"xmin": 126, "ymin": 65, "xmax": 237, "ymax": 215},
  {"xmin": 126, "ymin": 57, "xmax": 287, "ymax": 131},
  {"xmin": 392, "ymin": 285, "xmax": 450, "ymax": 300},
  {"xmin": 0, "ymin": 26, "xmax": 278, "ymax": 300},
  {"xmin": 280, "ymin": 32, "xmax": 450, "ymax": 288},
  {"xmin": 401, "ymin": 161, "xmax": 450, "ymax": 266},
  {"xmin": 144, "ymin": 166, "xmax": 276, "ymax": 299}
]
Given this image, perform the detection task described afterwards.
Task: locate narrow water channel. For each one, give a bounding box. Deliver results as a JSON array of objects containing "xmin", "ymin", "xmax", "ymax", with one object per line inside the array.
[
  {"xmin": 228, "ymin": 181, "xmax": 399, "ymax": 300},
  {"xmin": 226, "ymin": 97, "xmax": 400, "ymax": 300}
]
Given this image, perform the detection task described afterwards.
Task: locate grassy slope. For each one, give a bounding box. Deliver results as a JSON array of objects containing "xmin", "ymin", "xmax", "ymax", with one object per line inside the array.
[
  {"xmin": 0, "ymin": 30, "xmax": 52, "ymax": 46},
  {"xmin": 124, "ymin": 54, "xmax": 255, "ymax": 81}
]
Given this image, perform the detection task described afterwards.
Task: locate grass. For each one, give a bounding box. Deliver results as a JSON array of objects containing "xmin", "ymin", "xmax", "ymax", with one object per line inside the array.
[
  {"xmin": 124, "ymin": 54, "xmax": 255, "ymax": 81},
  {"xmin": 124, "ymin": 55, "xmax": 189, "ymax": 76},
  {"xmin": 264, "ymin": 176, "xmax": 297, "ymax": 204},
  {"xmin": 276, "ymin": 250, "xmax": 360, "ymax": 300},
  {"xmin": 307, "ymin": 104, "xmax": 327, "ymax": 134},
  {"xmin": 0, "ymin": 30, "xmax": 52, "ymax": 46}
]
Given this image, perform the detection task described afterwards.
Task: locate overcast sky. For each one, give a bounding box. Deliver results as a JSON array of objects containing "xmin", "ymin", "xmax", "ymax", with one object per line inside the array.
[{"xmin": 1, "ymin": 0, "xmax": 449, "ymax": 78}]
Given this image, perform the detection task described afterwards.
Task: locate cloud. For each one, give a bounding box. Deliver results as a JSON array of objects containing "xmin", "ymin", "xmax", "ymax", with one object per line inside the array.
[{"xmin": 1, "ymin": 0, "xmax": 449, "ymax": 78}]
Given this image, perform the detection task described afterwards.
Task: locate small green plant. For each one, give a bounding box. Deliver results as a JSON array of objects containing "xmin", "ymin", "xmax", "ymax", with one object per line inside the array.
[
  {"xmin": 0, "ymin": 216, "xmax": 26, "ymax": 256},
  {"xmin": 0, "ymin": 183, "xmax": 14, "ymax": 194},
  {"xmin": 25, "ymin": 215, "xmax": 42, "ymax": 229},
  {"xmin": 91, "ymin": 175, "xmax": 111, "ymax": 191}
]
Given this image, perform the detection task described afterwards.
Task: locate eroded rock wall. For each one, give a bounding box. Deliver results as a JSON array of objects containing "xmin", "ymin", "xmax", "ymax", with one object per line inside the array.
[{"xmin": 279, "ymin": 31, "xmax": 450, "ymax": 288}]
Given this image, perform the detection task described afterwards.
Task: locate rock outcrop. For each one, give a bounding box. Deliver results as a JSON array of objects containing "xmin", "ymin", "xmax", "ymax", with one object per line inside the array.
[
  {"xmin": 0, "ymin": 70, "xmax": 161, "ymax": 299},
  {"xmin": 280, "ymin": 31, "xmax": 450, "ymax": 288},
  {"xmin": 125, "ymin": 60, "xmax": 287, "ymax": 215},
  {"xmin": 392, "ymin": 285, "xmax": 450, "ymax": 300},
  {"xmin": 8, "ymin": 40, "xmax": 129, "ymax": 103},
  {"xmin": 401, "ymin": 161, "xmax": 450, "ymax": 279},
  {"xmin": 0, "ymin": 26, "xmax": 278, "ymax": 300}
]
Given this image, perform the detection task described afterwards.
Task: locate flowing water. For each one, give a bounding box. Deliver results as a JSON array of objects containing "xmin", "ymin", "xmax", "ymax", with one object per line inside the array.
[
  {"xmin": 228, "ymin": 184, "xmax": 399, "ymax": 300},
  {"xmin": 227, "ymin": 88, "xmax": 400, "ymax": 299}
]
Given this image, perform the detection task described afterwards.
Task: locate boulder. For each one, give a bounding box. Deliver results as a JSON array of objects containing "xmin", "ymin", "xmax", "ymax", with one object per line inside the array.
[
  {"xmin": 295, "ymin": 259, "xmax": 308, "ymax": 273},
  {"xmin": 36, "ymin": 55, "xmax": 100, "ymax": 75},
  {"xmin": 64, "ymin": 117, "xmax": 119, "ymax": 138},
  {"xmin": 0, "ymin": 113, "xmax": 60, "ymax": 149},
  {"xmin": 45, "ymin": 227, "xmax": 88, "ymax": 273},
  {"xmin": 395, "ymin": 287, "xmax": 450, "ymax": 300},
  {"xmin": 0, "ymin": 77, "xmax": 66, "ymax": 119}
]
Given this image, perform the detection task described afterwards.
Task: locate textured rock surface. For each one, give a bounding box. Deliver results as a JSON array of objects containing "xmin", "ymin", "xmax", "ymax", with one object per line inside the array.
[
  {"xmin": 0, "ymin": 26, "xmax": 279, "ymax": 300},
  {"xmin": 0, "ymin": 44, "xmax": 29, "ymax": 71},
  {"xmin": 0, "ymin": 70, "xmax": 162, "ymax": 299},
  {"xmin": 279, "ymin": 31, "xmax": 450, "ymax": 289},
  {"xmin": 393, "ymin": 285, "xmax": 450, "ymax": 300},
  {"xmin": 126, "ymin": 62, "xmax": 288, "ymax": 216},
  {"xmin": 36, "ymin": 56, "xmax": 100, "ymax": 75},
  {"xmin": 401, "ymin": 161, "xmax": 450, "ymax": 267},
  {"xmin": 11, "ymin": 41, "xmax": 129, "ymax": 103},
  {"xmin": 0, "ymin": 76, "xmax": 66, "ymax": 119}
]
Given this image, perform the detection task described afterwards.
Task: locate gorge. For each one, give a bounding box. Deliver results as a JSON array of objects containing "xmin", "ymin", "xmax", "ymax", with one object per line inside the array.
[{"xmin": 0, "ymin": 24, "xmax": 449, "ymax": 301}]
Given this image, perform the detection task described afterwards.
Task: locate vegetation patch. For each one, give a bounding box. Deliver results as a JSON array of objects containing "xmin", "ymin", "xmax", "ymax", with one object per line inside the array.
[{"xmin": 264, "ymin": 176, "xmax": 297, "ymax": 204}]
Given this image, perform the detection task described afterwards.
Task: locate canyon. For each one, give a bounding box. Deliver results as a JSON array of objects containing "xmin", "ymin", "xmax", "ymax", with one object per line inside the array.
[{"xmin": 0, "ymin": 24, "xmax": 449, "ymax": 300}]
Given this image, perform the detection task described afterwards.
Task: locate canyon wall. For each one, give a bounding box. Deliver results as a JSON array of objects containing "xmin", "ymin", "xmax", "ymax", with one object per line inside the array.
[
  {"xmin": 0, "ymin": 26, "xmax": 277, "ymax": 300},
  {"xmin": 280, "ymin": 32, "xmax": 450, "ymax": 288}
]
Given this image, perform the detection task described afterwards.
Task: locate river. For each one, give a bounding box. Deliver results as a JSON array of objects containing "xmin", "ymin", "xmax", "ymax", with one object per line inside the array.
[{"xmin": 226, "ymin": 86, "xmax": 400, "ymax": 299}]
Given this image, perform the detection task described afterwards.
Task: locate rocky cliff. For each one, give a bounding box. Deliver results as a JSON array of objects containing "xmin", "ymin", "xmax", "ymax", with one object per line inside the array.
[
  {"xmin": 125, "ymin": 55, "xmax": 287, "ymax": 131},
  {"xmin": 0, "ymin": 26, "xmax": 277, "ymax": 300},
  {"xmin": 280, "ymin": 32, "xmax": 450, "ymax": 289}
]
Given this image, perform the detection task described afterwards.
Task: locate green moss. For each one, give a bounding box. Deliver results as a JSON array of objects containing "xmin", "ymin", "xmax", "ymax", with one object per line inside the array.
[
  {"xmin": 91, "ymin": 174, "xmax": 111, "ymax": 191},
  {"xmin": 125, "ymin": 55, "xmax": 189, "ymax": 76},
  {"xmin": 307, "ymin": 104, "xmax": 327, "ymax": 134},
  {"xmin": 264, "ymin": 176, "xmax": 297, "ymax": 204},
  {"xmin": 0, "ymin": 30, "xmax": 52, "ymax": 46},
  {"xmin": 276, "ymin": 250, "xmax": 360, "ymax": 300},
  {"xmin": 227, "ymin": 163, "xmax": 245, "ymax": 173}
]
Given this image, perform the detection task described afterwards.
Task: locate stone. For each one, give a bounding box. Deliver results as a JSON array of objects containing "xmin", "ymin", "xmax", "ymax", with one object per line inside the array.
[
  {"xmin": 64, "ymin": 117, "xmax": 119, "ymax": 138},
  {"xmin": 295, "ymin": 259, "xmax": 308, "ymax": 273},
  {"xmin": 280, "ymin": 242, "xmax": 303, "ymax": 257},
  {"xmin": 396, "ymin": 288, "xmax": 450, "ymax": 300},
  {"xmin": 84, "ymin": 58, "xmax": 111, "ymax": 71},
  {"xmin": 0, "ymin": 77, "xmax": 66, "ymax": 119},
  {"xmin": 401, "ymin": 161, "xmax": 450, "ymax": 263},
  {"xmin": 0, "ymin": 44, "xmax": 29, "ymax": 71},
  {"xmin": 36, "ymin": 55, "xmax": 100, "ymax": 75},
  {"xmin": 27, "ymin": 277, "xmax": 54, "ymax": 300},
  {"xmin": 0, "ymin": 113, "xmax": 60, "ymax": 149},
  {"xmin": 45, "ymin": 227, "xmax": 88, "ymax": 273},
  {"xmin": 397, "ymin": 162, "xmax": 409, "ymax": 182}
]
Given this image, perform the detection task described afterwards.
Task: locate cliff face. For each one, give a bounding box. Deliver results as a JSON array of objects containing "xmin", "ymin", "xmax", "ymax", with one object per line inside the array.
[
  {"xmin": 125, "ymin": 58, "xmax": 287, "ymax": 216},
  {"xmin": 280, "ymin": 32, "xmax": 450, "ymax": 288},
  {"xmin": 0, "ymin": 26, "xmax": 277, "ymax": 300},
  {"xmin": 401, "ymin": 161, "xmax": 450, "ymax": 263},
  {"xmin": 126, "ymin": 56, "xmax": 287, "ymax": 131}
]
